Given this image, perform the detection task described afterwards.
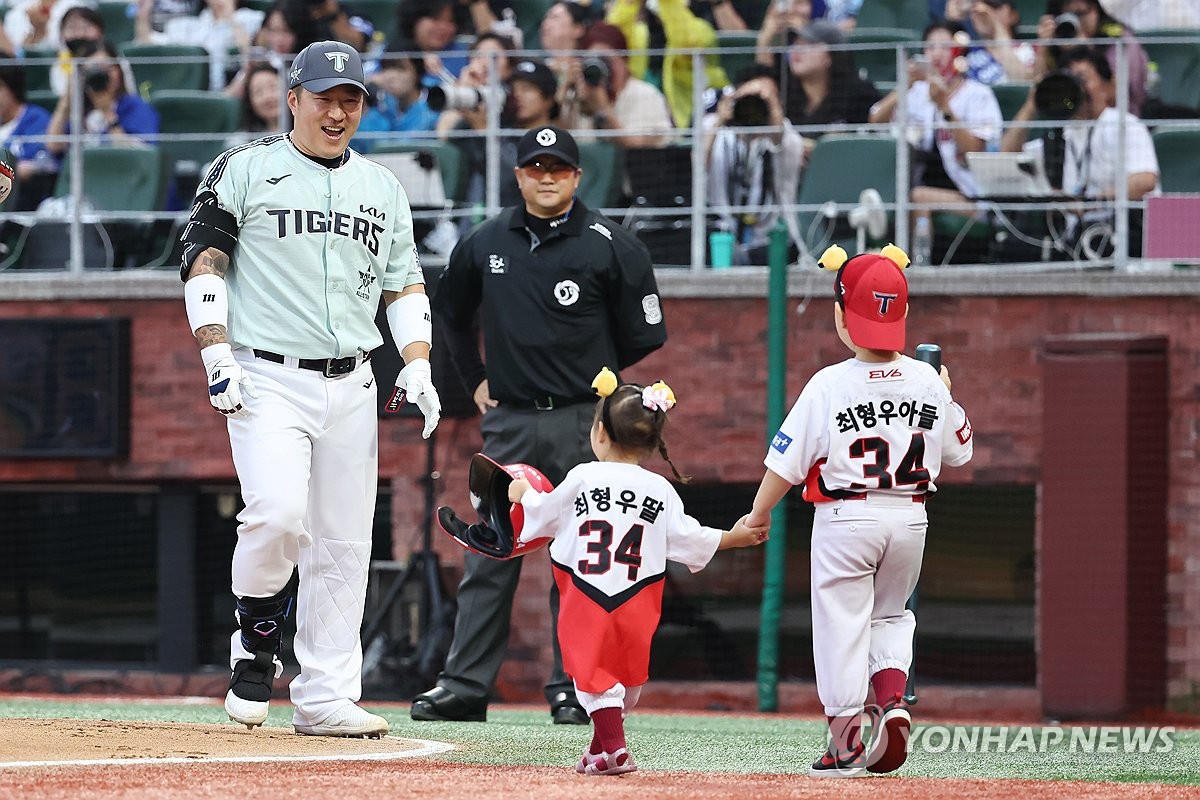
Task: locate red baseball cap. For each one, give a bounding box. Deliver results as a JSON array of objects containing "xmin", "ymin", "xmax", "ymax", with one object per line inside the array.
[{"xmin": 836, "ymin": 253, "xmax": 909, "ymax": 351}]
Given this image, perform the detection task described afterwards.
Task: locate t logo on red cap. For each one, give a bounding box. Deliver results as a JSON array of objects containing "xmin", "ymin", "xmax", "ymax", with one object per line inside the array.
[{"xmin": 873, "ymin": 291, "xmax": 899, "ymax": 316}]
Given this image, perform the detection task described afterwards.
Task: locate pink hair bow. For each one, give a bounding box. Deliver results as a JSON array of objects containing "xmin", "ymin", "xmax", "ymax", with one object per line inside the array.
[{"xmin": 641, "ymin": 382, "xmax": 676, "ymax": 412}]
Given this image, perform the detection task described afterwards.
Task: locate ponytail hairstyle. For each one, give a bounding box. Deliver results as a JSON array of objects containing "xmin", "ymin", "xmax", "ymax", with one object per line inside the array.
[{"xmin": 591, "ymin": 367, "xmax": 690, "ymax": 483}]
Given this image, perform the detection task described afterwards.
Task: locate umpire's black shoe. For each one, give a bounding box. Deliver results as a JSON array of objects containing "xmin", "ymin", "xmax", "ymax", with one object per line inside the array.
[
  {"xmin": 410, "ymin": 686, "xmax": 487, "ymax": 722},
  {"xmin": 549, "ymin": 691, "xmax": 589, "ymax": 725}
]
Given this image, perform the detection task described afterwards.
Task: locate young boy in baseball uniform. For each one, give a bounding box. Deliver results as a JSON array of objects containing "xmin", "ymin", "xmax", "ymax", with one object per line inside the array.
[
  {"xmin": 745, "ymin": 244, "xmax": 973, "ymax": 778},
  {"xmin": 506, "ymin": 368, "xmax": 767, "ymax": 775}
]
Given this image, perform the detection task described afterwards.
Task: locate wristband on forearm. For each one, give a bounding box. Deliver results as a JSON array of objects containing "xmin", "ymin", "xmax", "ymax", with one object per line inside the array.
[{"xmin": 184, "ymin": 273, "xmax": 229, "ymax": 336}]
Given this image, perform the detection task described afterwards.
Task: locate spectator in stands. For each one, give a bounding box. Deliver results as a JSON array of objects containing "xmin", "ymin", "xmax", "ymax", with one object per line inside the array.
[
  {"xmin": 50, "ymin": 6, "xmax": 106, "ymax": 96},
  {"xmin": 441, "ymin": 57, "xmax": 558, "ymax": 214},
  {"xmin": 959, "ymin": 0, "xmax": 1038, "ymax": 83},
  {"xmin": 559, "ymin": 22, "xmax": 672, "ymax": 148},
  {"xmin": 770, "ymin": 20, "xmax": 879, "ymax": 160},
  {"xmin": 540, "ymin": 0, "xmax": 589, "ymax": 91},
  {"xmin": 5, "ymin": 0, "xmax": 90, "ymax": 52},
  {"xmin": 0, "ymin": 63, "xmax": 52, "ymax": 183},
  {"xmin": 237, "ymin": 62, "xmax": 286, "ymax": 134},
  {"xmin": 755, "ymin": 0, "xmax": 812, "ymax": 62},
  {"xmin": 1001, "ymin": 46, "xmax": 1158, "ymax": 254},
  {"xmin": 1036, "ymin": 0, "xmax": 1148, "ymax": 116},
  {"xmin": 869, "ymin": 21, "xmax": 1002, "ymax": 229},
  {"xmin": 707, "ymin": 65, "xmax": 804, "ymax": 265},
  {"xmin": 396, "ymin": 0, "xmax": 470, "ymax": 83},
  {"xmin": 44, "ymin": 38, "xmax": 160, "ymax": 157},
  {"xmin": 608, "ymin": 0, "xmax": 729, "ymax": 128},
  {"xmin": 223, "ymin": 0, "xmax": 320, "ymax": 98},
  {"xmin": 432, "ymin": 31, "xmax": 513, "ymax": 147},
  {"xmin": 138, "ymin": 0, "xmax": 203, "ymax": 36},
  {"xmin": 686, "ymin": 0, "xmax": 764, "ymax": 32},
  {"xmin": 134, "ymin": 0, "xmax": 265, "ymax": 91},
  {"xmin": 306, "ymin": 0, "xmax": 373, "ymax": 51},
  {"xmin": 353, "ymin": 51, "xmax": 440, "ymax": 151}
]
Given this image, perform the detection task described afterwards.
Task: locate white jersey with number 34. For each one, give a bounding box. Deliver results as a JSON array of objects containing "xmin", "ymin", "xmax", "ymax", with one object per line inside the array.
[{"xmin": 765, "ymin": 355, "xmax": 973, "ymax": 501}]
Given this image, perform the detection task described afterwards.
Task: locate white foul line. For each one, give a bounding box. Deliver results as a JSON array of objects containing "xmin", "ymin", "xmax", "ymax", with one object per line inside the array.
[{"xmin": 0, "ymin": 736, "xmax": 456, "ymax": 770}]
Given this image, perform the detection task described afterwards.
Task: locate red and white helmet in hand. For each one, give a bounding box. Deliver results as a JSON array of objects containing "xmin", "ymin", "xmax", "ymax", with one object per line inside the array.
[{"xmin": 437, "ymin": 453, "xmax": 554, "ymax": 560}]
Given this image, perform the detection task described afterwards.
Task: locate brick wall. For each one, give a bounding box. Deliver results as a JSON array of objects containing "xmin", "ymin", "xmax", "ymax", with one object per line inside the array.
[{"xmin": 3, "ymin": 284, "xmax": 1199, "ymax": 707}]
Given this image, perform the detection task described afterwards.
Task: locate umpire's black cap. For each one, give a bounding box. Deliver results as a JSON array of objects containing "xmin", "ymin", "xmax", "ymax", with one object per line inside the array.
[
  {"xmin": 287, "ymin": 41, "xmax": 369, "ymax": 95},
  {"xmin": 515, "ymin": 126, "xmax": 580, "ymax": 169}
]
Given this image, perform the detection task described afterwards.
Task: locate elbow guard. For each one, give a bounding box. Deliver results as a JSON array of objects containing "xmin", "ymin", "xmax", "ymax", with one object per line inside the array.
[
  {"xmin": 179, "ymin": 191, "xmax": 238, "ymax": 281},
  {"xmin": 386, "ymin": 291, "xmax": 433, "ymax": 353}
]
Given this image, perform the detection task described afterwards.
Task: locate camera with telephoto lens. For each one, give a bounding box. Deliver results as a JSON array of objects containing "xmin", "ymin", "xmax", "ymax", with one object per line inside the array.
[
  {"xmin": 83, "ymin": 65, "xmax": 112, "ymax": 94},
  {"xmin": 731, "ymin": 93, "xmax": 771, "ymax": 127},
  {"xmin": 426, "ymin": 83, "xmax": 507, "ymax": 112},
  {"xmin": 1034, "ymin": 69, "xmax": 1084, "ymax": 120},
  {"xmin": 582, "ymin": 57, "xmax": 609, "ymax": 87},
  {"xmin": 1054, "ymin": 11, "xmax": 1080, "ymax": 39}
]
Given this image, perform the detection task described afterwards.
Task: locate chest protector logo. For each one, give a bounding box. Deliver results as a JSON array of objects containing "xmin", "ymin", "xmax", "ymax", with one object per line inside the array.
[{"xmin": 554, "ymin": 280, "xmax": 580, "ymax": 306}]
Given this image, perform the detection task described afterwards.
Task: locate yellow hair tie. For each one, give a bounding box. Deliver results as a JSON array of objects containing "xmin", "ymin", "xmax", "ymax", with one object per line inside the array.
[
  {"xmin": 591, "ymin": 366, "xmax": 618, "ymax": 398},
  {"xmin": 642, "ymin": 380, "xmax": 676, "ymax": 412},
  {"xmin": 880, "ymin": 243, "xmax": 910, "ymax": 269},
  {"xmin": 818, "ymin": 244, "xmax": 848, "ymax": 271}
]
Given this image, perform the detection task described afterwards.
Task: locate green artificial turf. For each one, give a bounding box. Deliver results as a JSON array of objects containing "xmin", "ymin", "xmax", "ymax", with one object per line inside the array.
[{"xmin": 0, "ymin": 699, "xmax": 1195, "ymax": 784}]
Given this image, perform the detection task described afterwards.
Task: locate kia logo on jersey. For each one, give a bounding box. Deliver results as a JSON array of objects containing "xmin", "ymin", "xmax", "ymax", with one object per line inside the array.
[{"xmin": 771, "ymin": 431, "xmax": 793, "ymax": 453}]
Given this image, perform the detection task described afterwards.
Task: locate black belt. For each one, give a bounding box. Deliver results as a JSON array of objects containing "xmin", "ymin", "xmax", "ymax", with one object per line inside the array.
[
  {"xmin": 254, "ymin": 349, "xmax": 371, "ymax": 378},
  {"xmin": 505, "ymin": 394, "xmax": 596, "ymax": 411}
]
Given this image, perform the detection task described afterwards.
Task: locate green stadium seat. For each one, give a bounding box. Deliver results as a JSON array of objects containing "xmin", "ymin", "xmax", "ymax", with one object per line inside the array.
[
  {"xmin": 97, "ymin": 1, "xmax": 137, "ymax": 45},
  {"xmin": 54, "ymin": 145, "xmax": 168, "ymax": 211},
  {"xmin": 715, "ymin": 32, "xmax": 759, "ymax": 86},
  {"xmin": 854, "ymin": 0, "xmax": 928, "ymax": 38},
  {"xmin": 26, "ymin": 89, "xmax": 57, "ymax": 113},
  {"xmin": 576, "ymin": 140, "xmax": 623, "ymax": 210},
  {"xmin": 1152, "ymin": 127, "xmax": 1200, "ymax": 193},
  {"xmin": 847, "ymin": 27, "xmax": 918, "ymax": 85},
  {"xmin": 992, "ymin": 82, "xmax": 1033, "ymax": 121},
  {"xmin": 796, "ymin": 134, "xmax": 898, "ymax": 252},
  {"xmin": 23, "ymin": 45, "xmax": 57, "ymax": 93},
  {"xmin": 150, "ymin": 90, "xmax": 240, "ymax": 187},
  {"xmin": 1139, "ymin": 29, "xmax": 1200, "ymax": 113},
  {"xmin": 120, "ymin": 43, "xmax": 210, "ymax": 95}
]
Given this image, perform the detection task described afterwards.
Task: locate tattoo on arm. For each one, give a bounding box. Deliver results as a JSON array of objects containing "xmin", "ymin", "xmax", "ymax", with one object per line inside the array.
[
  {"xmin": 188, "ymin": 248, "xmax": 230, "ymax": 279},
  {"xmin": 196, "ymin": 324, "xmax": 228, "ymax": 349}
]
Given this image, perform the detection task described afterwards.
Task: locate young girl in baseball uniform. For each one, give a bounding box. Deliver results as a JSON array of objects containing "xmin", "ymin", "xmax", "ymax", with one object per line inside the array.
[
  {"xmin": 745, "ymin": 244, "xmax": 973, "ymax": 778},
  {"xmin": 507, "ymin": 368, "xmax": 767, "ymax": 776}
]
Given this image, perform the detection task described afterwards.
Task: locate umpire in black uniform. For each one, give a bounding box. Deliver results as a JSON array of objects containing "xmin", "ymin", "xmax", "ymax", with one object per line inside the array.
[{"xmin": 412, "ymin": 126, "xmax": 667, "ymax": 724}]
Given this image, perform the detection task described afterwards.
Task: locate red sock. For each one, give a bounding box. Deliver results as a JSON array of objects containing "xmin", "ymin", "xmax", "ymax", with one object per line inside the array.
[
  {"xmin": 589, "ymin": 707, "xmax": 626, "ymax": 755},
  {"xmin": 826, "ymin": 714, "xmax": 862, "ymax": 751},
  {"xmin": 872, "ymin": 669, "xmax": 907, "ymax": 704},
  {"xmin": 588, "ymin": 732, "xmax": 602, "ymax": 756}
]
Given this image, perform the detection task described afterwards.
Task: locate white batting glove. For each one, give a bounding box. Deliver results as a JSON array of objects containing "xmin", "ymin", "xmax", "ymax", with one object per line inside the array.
[
  {"xmin": 201, "ymin": 343, "xmax": 257, "ymax": 419},
  {"xmin": 397, "ymin": 358, "xmax": 441, "ymax": 439}
]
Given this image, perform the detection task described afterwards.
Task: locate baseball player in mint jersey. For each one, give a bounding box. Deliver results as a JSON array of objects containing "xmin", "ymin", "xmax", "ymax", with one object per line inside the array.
[
  {"xmin": 179, "ymin": 40, "xmax": 442, "ymax": 738},
  {"xmin": 411, "ymin": 126, "xmax": 667, "ymax": 726},
  {"xmin": 745, "ymin": 243, "xmax": 973, "ymax": 778}
]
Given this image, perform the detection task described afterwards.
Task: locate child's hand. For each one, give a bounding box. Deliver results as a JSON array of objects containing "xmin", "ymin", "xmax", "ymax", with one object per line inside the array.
[
  {"xmin": 508, "ymin": 477, "xmax": 532, "ymax": 504},
  {"xmin": 723, "ymin": 515, "xmax": 769, "ymax": 549},
  {"xmin": 939, "ymin": 364, "xmax": 952, "ymax": 393}
]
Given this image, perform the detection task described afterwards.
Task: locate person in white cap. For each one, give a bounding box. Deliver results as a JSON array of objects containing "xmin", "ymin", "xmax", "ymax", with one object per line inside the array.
[{"xmin": 177, "ymin": 40, "xmax": 441, "ymax": 738}]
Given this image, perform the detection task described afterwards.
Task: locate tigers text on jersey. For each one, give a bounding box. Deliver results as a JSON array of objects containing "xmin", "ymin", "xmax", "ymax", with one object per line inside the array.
[
  {"xmin": 766, "ymin": 355, "xmax": 973, "ymax": 501},
  {"xmin": 198, "ymin": 135, "xmax": 424, "ymax": 358},
  {"xmin": 517, "ymin": 461, "xmax": 722, "ymax": 692}
]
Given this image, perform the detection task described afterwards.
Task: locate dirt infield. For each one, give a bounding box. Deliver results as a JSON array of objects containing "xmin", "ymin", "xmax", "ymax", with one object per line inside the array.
[{"xmin": 0, "ymin": 718, "xmax": 1197, "ymax": 800}]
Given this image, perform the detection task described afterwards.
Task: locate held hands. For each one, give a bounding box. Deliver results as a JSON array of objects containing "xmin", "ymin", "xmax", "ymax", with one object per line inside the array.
[
  {"xmin": 201, "ymin": 343, "xmax": 256, "ymax": 418},
  {"xmin": 508, "ymin": 477, "xmax": 532, "ymax": 504},
  {"xmin": 397, "ymin": 358, "xmax": 442, "ymax": 438},
  {"xmin": 723, "ymin": 514, "xmax": 770, "ymax": 549}
]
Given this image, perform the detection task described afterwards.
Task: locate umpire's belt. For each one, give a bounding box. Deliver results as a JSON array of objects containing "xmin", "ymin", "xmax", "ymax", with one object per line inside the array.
[
  {"xmin": 254, "ymin": 349, "xmax": 371, "ymax": 378},
  {"xmin": 507, "ymin": 394, "xmax": 596, "ymax": 411}
]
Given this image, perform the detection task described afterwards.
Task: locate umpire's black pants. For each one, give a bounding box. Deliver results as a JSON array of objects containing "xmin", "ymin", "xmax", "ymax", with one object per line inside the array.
[{"xmin": 436, "ymin": 402, "xmax": 595, "ymax": 708}]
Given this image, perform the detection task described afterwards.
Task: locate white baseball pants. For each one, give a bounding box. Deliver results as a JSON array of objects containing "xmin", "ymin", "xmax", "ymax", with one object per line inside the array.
[
  {"xmin": 810, "ymin": 495, "xmax": 927, "ymax": 717},
  {"xmin": 225, "ymin": 349, "xmax": 379, "ymax": 724}
]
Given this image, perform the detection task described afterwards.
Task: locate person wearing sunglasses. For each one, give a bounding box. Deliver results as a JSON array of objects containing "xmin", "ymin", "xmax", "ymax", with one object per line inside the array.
[{"xmin": 412, "ymin": 124, "xmax": 668, "ymax": 727}]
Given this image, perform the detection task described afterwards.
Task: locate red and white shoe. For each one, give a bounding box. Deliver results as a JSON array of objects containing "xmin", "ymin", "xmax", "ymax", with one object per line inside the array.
[
  {"xmin": 578, "ymin": 748, "xmax": 637, "ymax": 776},
  {"xmin": 865, "ymin": 693, "xmax": 912, "ymax": 774}
]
